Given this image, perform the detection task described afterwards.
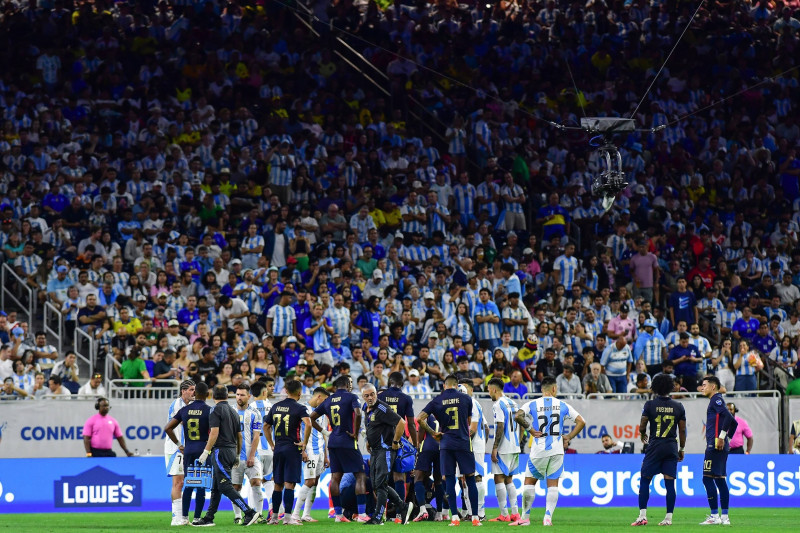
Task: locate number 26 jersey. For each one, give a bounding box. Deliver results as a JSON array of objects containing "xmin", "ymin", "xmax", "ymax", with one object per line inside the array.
[{"xmin": 521, "ymin": 397, "xmax": 580, "ymax": 458}]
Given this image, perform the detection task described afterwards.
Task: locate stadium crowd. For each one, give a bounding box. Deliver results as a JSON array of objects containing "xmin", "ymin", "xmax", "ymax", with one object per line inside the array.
[{"xmin": 2, "ymin": 0, "xmax": 800, "ymax": 402}]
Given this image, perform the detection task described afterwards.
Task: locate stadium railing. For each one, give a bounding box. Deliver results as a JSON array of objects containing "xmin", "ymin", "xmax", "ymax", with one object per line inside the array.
[
  {"xmin": 43, "ymin": 301, "xmax": 64, "ymax": 354},
  {"xmin": 108, "ymin": 379, "xmax": 179, "ymax": 400},
  {"xmin": 1, "ymin": 263, "xmax": 34, "ymax": 325},
  {"xmin": 40, "ymin": 394, "xmax": 105, "ymax": 400},
  {"xmin": 587, "ymin": 390, "xmax": 781, "ymax": 400},
  {"xmin": 74, "ymin": 326, "xmax": 97, "ymax": 379},
  {"xmin": 522, "ymin": 393, "xmax": 585, "ymax": 400}
]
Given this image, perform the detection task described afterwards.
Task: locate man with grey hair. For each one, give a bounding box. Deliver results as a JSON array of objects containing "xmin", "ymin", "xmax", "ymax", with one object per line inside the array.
[{"xmin": 582, "ymin": 362, "xmax": 613, "ymax": 394}]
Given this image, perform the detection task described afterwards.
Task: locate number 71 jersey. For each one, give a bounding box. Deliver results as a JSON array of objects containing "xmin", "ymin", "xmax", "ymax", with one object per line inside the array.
[{"xmin": 521, "ymin": 397, "xmax": 580, "ymax": 458}]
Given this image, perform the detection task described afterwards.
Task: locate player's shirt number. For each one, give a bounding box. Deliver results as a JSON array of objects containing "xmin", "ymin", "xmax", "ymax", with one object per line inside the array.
[
  {"xmin": 272, "ymin": 414, "xmax": 290, "ymax": 436},
  {"xmin": 654, "ymin": 415, "xmax": 675, "ymax": 438},
  {"xmin": 187, "ymin": 418, "xmax": 201, "ymax": 441},
  {"xmin": 538, "ymin": 413, "xmax": 560, "ymax": 436},
  {"xmin": 331, "ymin": 405, "xmax": 340, "ymax": 426},
  {"xmin": 446, "ymin": 407, "xmax": 458, "ymax": 429}
]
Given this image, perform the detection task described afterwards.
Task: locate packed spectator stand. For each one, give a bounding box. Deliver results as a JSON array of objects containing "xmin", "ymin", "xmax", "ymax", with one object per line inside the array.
[{"xmin": 1, "ymin": 0, "xmax": 800, "ymax": 404}]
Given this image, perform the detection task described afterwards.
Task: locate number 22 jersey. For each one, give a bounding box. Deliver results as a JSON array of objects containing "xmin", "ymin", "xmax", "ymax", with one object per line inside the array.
[{"xmin": 521, "ymin": 397, "xmax": 580, "ymax": 458}]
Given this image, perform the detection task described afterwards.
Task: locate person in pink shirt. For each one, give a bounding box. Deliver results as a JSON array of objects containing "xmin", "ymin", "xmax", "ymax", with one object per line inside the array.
[
  {"xmin": 726, "ymin": 402, "xmax": 754, "ymax": 454},
  {"xmin": 82, "ymin": 397, "xmax": 133, "ymax": 457},
  {"xmin": 607, "ymin": 303, "xmax": 637, "ymax": 343}
]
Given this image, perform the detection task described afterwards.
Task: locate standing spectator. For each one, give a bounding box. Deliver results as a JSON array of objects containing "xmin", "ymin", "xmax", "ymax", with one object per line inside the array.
[
  {"xmin": 668, "ymin": 333, "xmax": 704, "ymax": 392},
  {"xmin": 732, "ymin": 340, "xmax": 763, "ymax": 391},
  {"xmin": 726, "ymin": 403, "xmax": 754, "ymax": 454},
  {"xmin": 600, "ymin": 336, "xmax": 634, "ymax": 393},
  {"xmin": 82, "ymin": 397, "xmax": 133, "ymax": 457},
  {"xmin": 731, "ymin": 307, "xmax": 760, "ymax": 341},
  {"xmin": 668, "ymin": 277, "xmax": 698, "ymax": 326},
  {"xmin": 630, "ymin": 239, "xmax": 660, "ymax": 303},
  {"xmin": 607, "ymin": 303, "xmax": 637, "ymax": 343}
]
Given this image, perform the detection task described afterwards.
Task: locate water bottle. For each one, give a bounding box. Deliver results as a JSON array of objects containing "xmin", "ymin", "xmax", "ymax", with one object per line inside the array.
[
  {"xmin": 146, "ymin": 449, "xmax": 151, "ymax": 456},
  {"xmin": 134, "ymin": 449, "xmax": 140, "ymax": 456}
]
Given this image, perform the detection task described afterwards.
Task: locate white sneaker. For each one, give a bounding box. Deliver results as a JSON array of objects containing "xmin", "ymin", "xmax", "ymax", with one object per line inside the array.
[
  {"xmin": 699, "ymin": 515, "xmax": 721, "ymax": 525},
  {"xmin": 720, "ymin": 516, "xmax": 730, "ymax": 526},
  {"xmin": 543, "ymin": 517, "xmax": 552, "ymax": 526},
  {"xmin": 171, "ymin": 517, "xmax": 188, "ymax": 526},
  {"xmin": 658, "ymin": 519, "xmax": 672, "ymax": 526}
]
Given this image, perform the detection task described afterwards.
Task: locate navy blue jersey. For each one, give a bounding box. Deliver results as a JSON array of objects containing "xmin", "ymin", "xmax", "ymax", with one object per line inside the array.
[
  {"xmin": 174, "ymin": 400, "xmax": 211, "ymax": 454},
  {"xmin": 705, "ymin": 392, "xmax": 738, "ymax": 447},
  {"xmin": 266, "ymin": 398, "xmax": 309, "ymax": 452},
  {"xmin": 642, "ymin": 396, "xmax": 685, "ymax": 445},
  {"xmin": 315, "ymin": 389, "xmax": 360, "ymax": 449},
  {"xmin": 420, "ymin": 415, "xmax": 440, "ymax": 452},
  {"xmin": 421, "ymin": 388, "xmax": 473, "ymax": 451},
  {"xmin": 377, "ymin": 386, "xmax": 415, "ymax": 420}
]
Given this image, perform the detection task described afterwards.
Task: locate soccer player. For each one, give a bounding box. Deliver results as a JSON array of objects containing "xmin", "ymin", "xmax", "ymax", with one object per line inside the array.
[
  {"xmin": 417, "ymin": 374, "xmax": 481, "ymax": 527},
  {"xmin": 631, "ymin": 374, "xmax": 686, "ymax": 526},
  {"xmin": 232, "ymin": 383, "xmax": 264, "ymax": 525},
  {"xmin": 309, "ymin": 375, "xmax": 369, "ymax": 522},
  {"xmin": 459, "ymin": 380, "xmax": 489, "ymax": 521},
  {"xmin": 487, "ymin": 378, "xmax": 520, "ymax": 522},
  {"xmin": 362, "ymin": 383, "xmax": 413, "ymax": 525},
  {"xmin": 698, "ymin": 375, "xmax": 738, "ymax": 526},
  {"xmin": 164, "ymin": 379, "xmax": 195, "ymax": 525},
  {"xmin": 291, "ymin": 386, "xmax": 330, "ymax": 522},
  {"xmin": 379, "ymin": 372, "xmax": 419, "ymax": 505},
  {"xmin": 165, "ymin": 381, "xmax": 211, "ymax": 526},
  {"xmin": 513, "ymin": 376, "xmax": 586, "ymax": 526},
  {"xmin": 411, "ymin": 413, "xmax": 446, "ymax": 522},
  {"xmin": 249, "ymin": 381, "xmax": 273, "ymax": 522},
  {"xmin": 264, "ymin": 379, "xmax": 313, "ymax": 525}
]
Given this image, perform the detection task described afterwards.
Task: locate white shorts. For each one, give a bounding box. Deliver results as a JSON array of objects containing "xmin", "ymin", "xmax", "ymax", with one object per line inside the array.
[
  {"xmin": 526, "ymin": 454, "xmax": 564, "ymax": 481},
  {"xmin": 473, "ymin": 444, "xmax": 487, "ymax": 478},
  {"xmin": 303, "ymin": 453, "xmax": 326, "ymax": 479},
  {"xmin": 232, "ymin": 458, "xmax": 264, "ymax": 484},
  {"xmin": 165, "ymin": 451, "xmax": 183, "ymax": 477},
  {"xmin": 491, "ymin": 453, "xmax": 520, "ymax": 476},
  {"xmin": 260, "ymin": 453, "xmax": 274, "ymax": 481}
]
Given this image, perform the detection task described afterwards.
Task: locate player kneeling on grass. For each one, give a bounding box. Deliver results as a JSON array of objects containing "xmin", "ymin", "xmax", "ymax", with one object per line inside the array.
[
  {"xmin": 512, "ymin": 377, "xmax": 585, "ymax": 526},
  {"xmin": 631, "ymin": 374, "xmax": 686, "ymax": 527}
]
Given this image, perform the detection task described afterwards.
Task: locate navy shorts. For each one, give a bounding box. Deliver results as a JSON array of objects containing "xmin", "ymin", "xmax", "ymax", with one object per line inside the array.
[
  {"xmin": 440, "ymin": 449, "xmax": 475, "ymax": 477},
  {"xmin": 640, "ymin": 443, "xmax": 678, "ymax": 479},
  {"xmin": 273, "ymin": 447, "xmax": 302, "ymax": 484},
  {"xmin": 415, "ymin": 448, "xmax": 441, "ymax": 475},
  {"xmin": 329, "ymin": 447, "xmax": 365, "ymax": 474},
  {"xmin": 703, "ymin": 447, "xmax": 729, "ymax": 477}
]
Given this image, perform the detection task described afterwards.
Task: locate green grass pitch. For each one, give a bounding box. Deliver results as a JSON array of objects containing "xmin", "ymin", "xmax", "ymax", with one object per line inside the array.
[{"xmin": 0, "ymin": 508, "xmax": 795, "ymax": 532}]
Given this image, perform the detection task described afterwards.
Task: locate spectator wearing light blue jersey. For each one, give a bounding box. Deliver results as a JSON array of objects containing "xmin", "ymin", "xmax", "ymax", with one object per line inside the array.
[
  {"xmin": 474, "ymin": 288, "xmax": 502, "ymax": 352},
  {"xmin": 732, "ymin": 339, "xmax": 763, "ymax": 391},
  {"xmin": 634, "ymin": 318, "xmax": 668, "ymax": 375},
  {"xmin": 552, "ymin": 242, "xmax": 580, "ymax": 291},
  {"xmin": 600, "ymin": 336, "xmax": 634, "ymax": 393},
  {"xmin": 266, "ymin": 291, "xmax": 297, "ymax": 347}
]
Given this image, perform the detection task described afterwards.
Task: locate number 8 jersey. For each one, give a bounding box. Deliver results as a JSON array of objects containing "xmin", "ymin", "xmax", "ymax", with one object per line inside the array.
[{"xmin": 521, "ymin": 397, "xmax": 580, "ymax": 458}]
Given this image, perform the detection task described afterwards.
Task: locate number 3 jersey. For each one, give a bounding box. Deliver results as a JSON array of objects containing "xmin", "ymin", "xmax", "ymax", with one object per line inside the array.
[
  {"xmin": 521, "ymin": 397, "xmax": 580, "ymax": 458},
  {"xmin": 642, "ymin": 395, "xmax": 686, "ymax": 448}
]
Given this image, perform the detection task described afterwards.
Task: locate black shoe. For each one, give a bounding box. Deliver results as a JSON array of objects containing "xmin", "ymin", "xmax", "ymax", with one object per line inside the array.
[
  {"xmin": 402, "ymin": 504, "xmax": 414, "ymax": 525},
  {"xmin": 192, "ymin": 516, "xmax": 215, "ymax": 527},
  {"xmin": 364, "ymin": 517, "xmax": 384, "ymax": 525},
  {"xmin": 242, "ymin": 511, "xmax": 260, "ymax": 527}
]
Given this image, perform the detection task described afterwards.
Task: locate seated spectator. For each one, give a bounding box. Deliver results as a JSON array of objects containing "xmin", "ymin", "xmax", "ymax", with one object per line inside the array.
[
  {"xmin": 583, "ymin": 363, "xmax": 613, "ymax": 395},
  {"xmin": 46, "ymin": 374, "xmax": 71, "ymax": 397},
  {"xmin": 555, "ymin": 365, "xmax": 582, "ymax": 395},
  {"xmin": 503, "ymin": 369, "xmax": 528, "ymax": 398},
  {"xmin": 77, "ymin": 372, "xmax": 107, "ymax": 397}
]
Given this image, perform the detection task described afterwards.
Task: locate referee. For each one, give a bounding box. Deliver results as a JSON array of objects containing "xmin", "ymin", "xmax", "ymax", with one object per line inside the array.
[
  {"xmin": 195, "ymin": 385, "xmax": 259, "ymax": 527},
  {"xmin": 361, "ymin": 384, "xmax": 413, "ymax": 525}
]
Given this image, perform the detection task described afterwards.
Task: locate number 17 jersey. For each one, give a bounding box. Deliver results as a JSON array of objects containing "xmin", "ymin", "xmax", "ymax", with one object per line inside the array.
[
  {"xmin": 642, "ymin": 396, "xmax": 685, "ymax": 447},
  {"xmin": 521, "ymin": 397, "xmax": 580, "ymax": 458}
]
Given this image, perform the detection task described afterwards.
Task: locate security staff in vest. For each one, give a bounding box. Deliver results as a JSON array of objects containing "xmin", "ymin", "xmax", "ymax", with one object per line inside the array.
[
  {"xmin": 361, "ymin": 383, "xmax": 413, "ymax": 525},
  {"xmin": 195, "ymin": 385, "xmax": 259, "ymax": 527}
]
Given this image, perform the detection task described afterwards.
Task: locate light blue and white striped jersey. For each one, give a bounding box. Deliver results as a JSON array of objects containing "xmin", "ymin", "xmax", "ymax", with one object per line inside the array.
[
  {"xmin": 235, "ymin": 283, "xmax": 262, "ymax": 315},
  {"xmin": 634, "ymin": 330, "xmax": 667, "ymax": 367},
  {"xmin": 500, "ymin": 184, "xmax": 525, "ymax": 213},
  {"xmin": 324, "ymin": 306, "xmax": 351, "ymax": 341},
  {"xmin": 522, "ymin": 396, "xmax": 580, "ymax": 458},
  {"xmin": 606, "ymin": 234, "xmax": 626, "ymax": 261},
  {"xmin": 473, "ymin": 301, "xmax": 502, "ymax": 341},
  {"xmin": 302, "ymin": 403, "xmax": 327, "ymax": 456},
  {"xmin": 165, "ymin": 397, "xmax": 186, "ymax": 457},
  {"xmin": 571, "ymin": 322, "xmax": 598, "ymax": 354},
  {"xmin": 716, "ymin": 309, "xmax": 741, "ymax": 331},
  {"xmin": 427, "ymin": 203, "xmax": 450, "ymax": 237},
  {"xmin": 250, "ymin": 399, "xmax": 273, "ymax": 454},
  {"xmin": 734, "ymin": 351, "xmax": 757, "ymax": 376},
  {"xmin": 237, "ymin": 405, "xmax": 263, "ymax": 461},
  {"xmin": 269, "ymin": 153, "xmax": 294, "ymax": 187},
  {"xmin": 452, "ymin": 183, "xmax": 477, "ymax": 216},
  {"xmin": 476, "ymin": 181, "xmax": 499, "ymax": 217},
  {"xmin": 600, "ymin": 344, "xmax": 634, "ymax": 376},
  {"xmin": 308, "ymin": 317, "xmax": 331, "ymax": 352},
  {"xmin": 471, "ymin": 398, "xmax": 487, "ymax": 449},
  {"xmin": 15, "ymin": 254, "xmax": 42, "ymax": 275},
  {"xmin": 402, "ymin": 244, "xmax": 432, "ymax": 263},
  {"xmin": 402, "ymin": 382, "xmax": 432, "ymax": 398},
  {"xmin": 400, "ymin": 203, "xmax": 426, "ymax": 234},
  {"xmin": 502, "ymin": 304, "xmax": 528, "ymax": 342},
  {"xmin": 553, "ymin": 254, "xmax": 580, "ymax": 290},
  {"xmin": 267, "ymin": 304, "xmax": 295, "ymax": 336},
  {"xmin": 492, "ymin": 396, "xmax": 520, "ymax": 454},
  {"xmin": 446, "ymin": 127, "xmax": 467, "ymax": 155}
]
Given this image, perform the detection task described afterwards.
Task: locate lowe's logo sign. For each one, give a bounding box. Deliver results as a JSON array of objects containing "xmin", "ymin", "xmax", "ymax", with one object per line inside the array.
[{"xmin": 54, "ymin": 466, "xmax": 141, "ymax": 508}]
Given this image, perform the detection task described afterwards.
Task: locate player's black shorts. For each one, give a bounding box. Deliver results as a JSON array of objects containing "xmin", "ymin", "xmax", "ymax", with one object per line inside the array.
[
  {"xmin": 415, "ymin": 448, "xmax": 441, "ymax": 475},
  {"xmin": 440, "ymin": 449, "xmax": 474, "ymax": 477},
  {"xmin": 329, "ymin": 446, "xmax": 364, "ymax": 474},
  {"xmin": 273, "ymin": 447, "xmax": 302, "ymax": 484},
  {"xmin": 640, "ymin": 442, "xmax": 678, "ymax": 479},
  {"xmin": 703, "ymin": 447, "xmax": 729, "ymax": 477}
]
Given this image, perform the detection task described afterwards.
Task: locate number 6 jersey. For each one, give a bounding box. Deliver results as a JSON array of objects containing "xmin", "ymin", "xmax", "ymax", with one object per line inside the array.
[{"xmin": 521, "ymin": 397, "xmax": 580, "ymax": 458}]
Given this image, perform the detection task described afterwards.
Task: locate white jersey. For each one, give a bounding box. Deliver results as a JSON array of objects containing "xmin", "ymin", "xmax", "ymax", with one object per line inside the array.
[
  {"xmin": 492, "ymin": 395, "xmax": 520, "ymax": 454},
  {"xmin": 521, "ymin": 396, "xmax": 580, "ymax": 458},
  {"xmin": 472, "ymin": 399, "xmax": 487, "ymax": 452},
  {"xmin": 250, "ymin": 398, "xmax": 273, "ymax": 454},
  {"xmin": 236, "ymin": 405, "xmax": 263, "ymax": 462},
  {"xmin": 164, "ymin": 397, "xmax": 186, "ymax": 456},
  {"xmin": 302, "ymin": 403, "xmax": 328, "ymax": 456}
]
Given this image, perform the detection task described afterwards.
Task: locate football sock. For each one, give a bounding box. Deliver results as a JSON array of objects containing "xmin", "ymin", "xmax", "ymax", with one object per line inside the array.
[
  {"xmin": 435, "ymin": 483, "xmax": 445, "ymax": 512},
  {"xmin": 506, "ymin": 482, "xmax": 519, "ymax": 515},
  {"xmin": 172, "ymin": 498, "xmax": 181, "ymax": 519},
  {"xmin": 394, "ymin": 480, "xmax": 406, "ymax": 502},
  {"xmin": 292, "ymin": 485, "xmax": 309, "ymax": 517},
  {"xmin": 465, "ymin": 475, "xmax": 479, "ymax": 521},
  {"xmin": 195, "ymin": 489, "xmax": 206, "ymax": 519},
  {"xmin": 304, "ymin": 486, "xmax": 316, "ymax": 517},
  {"xmin": 181, "ymin": 489, "xmax": 193, "ymax": 519},
  {"xmin": 638, "ymin": 476, "xmax": 651, "ymax": 512},
  {"xmin": 263, "ymin": 480, "xmax": 274, "ymax": 509},
  {"xmin": 250, "ymin": 485, "xmax": 263, "ymax": 516},
  {"xmin": 665, "ymin": 513, "xmax": 673, "ymax": 521},
  {"xmin": 714, "ymin": 478, "xmax": 729, "ymax": 514},
  {"xmin": 522, "ymin": 486, "xmax": 536, "ymax": 518},
  {"xmin": 357, "ymin": 494, "xmax": 366, "ymax": 515},
  {"xmin": 702, "ymin": 477, "xmax": 718, "ymax": 514},
  {"xmin": 665, "ymin": 478, "xmax": 676, "ymax": 514},
  {"xmin": 414, "ymin": 481, "xmax": 427, "ymax": 508},
  {"xmin": 477, "ymin": 480, "xmax": 486, "ymax": 516},
  {"xmin": 495, "ymin": 481, "xmax": 508, "ymax": 516},
  {"xmin": 545, "ymin": 487, "xmax": 558, "ymax": 518},
  {"xmin": 445, "ymin": 476, "xmax": 460, "ymax": 518},
  {"xmin": 272, "ymin": 490, "xmax": 283, "ymax": 514},
  {"xmin": 283, "ymin": 488, "xmax": 295, "ymax": 516},
  {"xmin": 233, "ymin": 506, "xmax": 242, "ymax": 519},
  {"xmin": 332, "ymin": 493, "xmax": 342, "ymax": 516}
]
